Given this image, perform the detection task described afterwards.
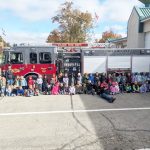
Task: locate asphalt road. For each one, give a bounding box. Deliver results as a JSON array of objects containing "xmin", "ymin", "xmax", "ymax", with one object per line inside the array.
[{"xmin": 0, "ymin": 93, "xmax": 150, "ymax": 150}]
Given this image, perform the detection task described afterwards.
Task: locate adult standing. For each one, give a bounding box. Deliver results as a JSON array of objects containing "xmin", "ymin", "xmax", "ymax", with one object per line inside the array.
[{"xmin": 6, "ymin": 66, "xmax": 14, "ymax": 85}]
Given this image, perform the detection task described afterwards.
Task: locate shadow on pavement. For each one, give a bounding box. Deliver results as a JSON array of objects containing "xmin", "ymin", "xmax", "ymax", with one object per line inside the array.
[{"xmin": 69, "ymin": 93, "xmax": 150, "ymax": 150}]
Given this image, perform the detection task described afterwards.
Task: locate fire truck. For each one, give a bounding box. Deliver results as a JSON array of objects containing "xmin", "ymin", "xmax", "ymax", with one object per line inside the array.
[
  {"xmin": 0, "ymin": 46, "xmax": 57, "ymax": 79},
  {"xmin": 1, "ymin": 44, "xmax": 150, "ymax": 79},
  {"xmin": 81, "ymin": 48, "xmax": 150, "ymax": 74}
]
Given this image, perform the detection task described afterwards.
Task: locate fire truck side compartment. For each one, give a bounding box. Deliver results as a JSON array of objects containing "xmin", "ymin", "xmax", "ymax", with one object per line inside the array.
[{"xmin": 81, "ymin": 48, "xmax": 150, "ymax": 74}]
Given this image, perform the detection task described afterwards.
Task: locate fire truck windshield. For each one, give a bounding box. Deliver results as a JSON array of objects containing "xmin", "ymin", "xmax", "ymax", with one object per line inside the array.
[{"xmin": 10, "ymin": 52, "xmax": 23, "ymax": 64}]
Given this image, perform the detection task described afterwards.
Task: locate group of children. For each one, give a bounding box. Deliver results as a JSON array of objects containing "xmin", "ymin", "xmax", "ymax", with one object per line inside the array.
[{"xmin": 0, "ymin": 66, "xmax": 150, "ymax": 99}]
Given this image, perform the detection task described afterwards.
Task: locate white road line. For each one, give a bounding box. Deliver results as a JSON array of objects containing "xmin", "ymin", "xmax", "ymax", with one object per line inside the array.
[
  {"xmin": 137, "ymin": 149, "xmax": 150, "ymax": 150},
  {"xmin": 0, "ymin": 107, "xmax": 150, "ymax": 116}
]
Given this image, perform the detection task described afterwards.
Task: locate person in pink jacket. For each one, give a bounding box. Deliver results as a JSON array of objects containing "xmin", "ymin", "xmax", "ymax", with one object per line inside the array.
[
  {"xmin": 51, "ymin": 82, "xmax": 59, "ymax": 95},
  {"xmin": 110, "ymin": 82, "xmax": 120, "ymax": 95}
]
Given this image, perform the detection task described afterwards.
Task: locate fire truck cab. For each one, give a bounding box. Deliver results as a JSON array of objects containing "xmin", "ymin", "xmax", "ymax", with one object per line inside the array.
[{"xmin": 0, "ymin": 46, "xmax": 57, "ymax": 79}]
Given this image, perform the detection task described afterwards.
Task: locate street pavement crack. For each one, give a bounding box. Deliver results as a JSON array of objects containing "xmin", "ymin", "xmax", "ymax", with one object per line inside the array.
[
  {"xmin": 70, "ymin": 95, "xmax": 92, "ymax": 133},
  {"xmin": 99, "ymin": 113, "xmax": 150, "ymax": 133}
]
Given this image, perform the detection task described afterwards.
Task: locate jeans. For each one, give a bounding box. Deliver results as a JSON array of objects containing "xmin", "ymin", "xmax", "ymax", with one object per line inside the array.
[
  {"xmin": 100, "ymin": 93, "xmax": 114, "ymax": 103},
  {"xmin": 38, "ymin": 84, "xmax": 42, "ymax": 91},
  {"xmin": 87, "ymin": 89, "xmax": 95, "ymax": 95},
  {"xmin": 1, "ymin": 86, "xmax": 6, "ymax": 95},
  {"xmin": 7, "ymin": 79, "xmax": 14, "ymax": 85},
  {"xmin": 6, "ymin": 92, "xmax": 11, "ymax": 96}
]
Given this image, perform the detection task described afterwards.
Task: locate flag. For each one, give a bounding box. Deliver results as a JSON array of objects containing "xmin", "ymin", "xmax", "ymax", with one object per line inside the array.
[
  {"xmin": 2, "ymin": 28, "xmax": 6, "ymax": 36},
  {"xmin": 95, "ymin": 12, "xmax": 99, "ymax": 21}
]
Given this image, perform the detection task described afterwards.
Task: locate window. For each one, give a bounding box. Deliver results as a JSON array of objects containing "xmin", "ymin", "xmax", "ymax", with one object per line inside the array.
[
  {"xmin": 39, "ymin": 52, "xmax": 51, "ymax": 64},
  {"xmin": 30, "ymin": 53, "xmax": 37, "ymax": 64},
  {"xmin": 10, "ymin": 52, "xmax": 23, "ymax": 64}
]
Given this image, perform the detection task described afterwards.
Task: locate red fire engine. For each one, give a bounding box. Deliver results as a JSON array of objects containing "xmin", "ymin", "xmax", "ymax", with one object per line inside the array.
[{"xmin": 0, "ymin": 46, "xmax": 58, "ymax": 79}]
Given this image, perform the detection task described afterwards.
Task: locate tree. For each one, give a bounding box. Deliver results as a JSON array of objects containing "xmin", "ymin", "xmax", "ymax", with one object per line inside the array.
[
  {"xmin": 47, "ymin": 29, "xmax": 62, "ymax": 43},
  {"xmin": 47, "ymin": 1, "xmax": 93, "ymax": 43},
  {"xmin": 0, "ymin": 36, "xmax": 10, "ymax": 47},
  {"xmin": 98, "ymin": 30, "xmax": 122, "ymax": 43}
]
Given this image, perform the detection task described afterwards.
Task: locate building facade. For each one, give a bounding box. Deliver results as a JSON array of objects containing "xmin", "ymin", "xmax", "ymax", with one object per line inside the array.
[
  {"xmin": 127, "ymin": 0, "xmax": 150, "ymax": 48},
  {"xmin": 108, "ymin": 37, "xmax": 127, "ymax": 48}
]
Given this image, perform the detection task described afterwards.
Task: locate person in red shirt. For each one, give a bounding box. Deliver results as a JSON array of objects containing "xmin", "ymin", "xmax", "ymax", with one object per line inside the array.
[
  {"xmin": 28, "ymin": 76, "xmax": 35, "ymax": 90},
  {"xmin": 100, "ymin": 81, "xmax": 109, "ymax": 90}
]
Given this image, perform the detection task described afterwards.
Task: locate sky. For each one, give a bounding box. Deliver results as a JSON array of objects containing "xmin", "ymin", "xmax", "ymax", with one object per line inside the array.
[{"xmin": 0, "ymin": 0, "xmax": 143, "ymax": 45}]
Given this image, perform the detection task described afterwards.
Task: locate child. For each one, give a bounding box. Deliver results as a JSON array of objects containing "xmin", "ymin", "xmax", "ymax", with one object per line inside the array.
[
  {"xmin": 82, "ymin": 73, "xmax": 89, "ymax": 84},
  {"xmin": 63, "ymin": 73, "xmax": 69, "ymax": 87},
  {"xmin": 88, "ymin": 74, "xmax": 95, "ymax": 85},
  {"xmin": 86, "ymin": 80, "xmax": 95, "ymax": 95},
  {"xmin": 6, "ymin": 85, "xmax": 12, "ymax": 96},
  {"xmin": 50, "ymin": 77, "xmax": 55, "ymax": 91},
  {"xmin": 42, "ymin": 75, "xmax": 49, "ymax": 95},
  {"xmin": 76, "ymin": 73, "xmax": 82, "ymax": 85},
  {"xmin": 26, "ymin": 87, "xmax": 34, "ymax": 97},
  {"xmin": 1, "ymin": 77, "xmax": 6, "ymax": 96},
  {"xmin": 11, "ymin": 85, "xmax": 18, "ymax": 96},
  {"xmin": 0, "ymin": 68, "xmax": 2, "ymax": 76},
  {"xmin": 13, "ymin": 76, "xmax": 20, "ymax": 88},
  {"xmin": 125, "ymin": 83, "xmax": 132, "ymax": 93},
  {"xmin": 34, "ymin": 88, "xmax": 39, "ymax": 96},
  {"xmin": 36, "ymin": 75, "xmax": 43, "ymax": 94},
  {"xmin": 132, "ymin": 82, "xmax": 140, "ymax": 93},
  {"xmin": 82, "ymin": 83, "xmax": 87, "ymax": 94},
  {"xmin": 0, "ymin": 76, "xmax": 3, "ymax": 96},
  {"xmin": 59, "ymin": 83, "xmax": 64, "ymax": 95},
  {"xmin": 68, "ymin": 73, "xmax": 75, "ymax": 86},
  {"xmin": 28, "ymin": 76, "xmax": 35, "ymax": 90},
  {"xmin": 100, "ymin": 81, "xmax": 109, "ymax": 94},
  {"xmin": 20, "ymin": 76, "xmax": 27, "ymax": 90},
  {"xmin": 64, "ymin": 84, "xmax": 69, "ymax": 95},
  {"xmin": 17, "ymin": 86, "xmax": 24, "ymax": 96},
  {"xmin": 75, "ymin": 81, "xmax": 83, "ymax": 94},
  {"xmin": 57, "ymin": 72, "xmax": 64, "ymax": 83},
  {"xmin": 69, "ymin": 84, "xmax": 76, "ymax": 95},
  {"xmin": 110, "ymin": 82, "xmax": 120, "ymax": 95},
  {"xmin": 51, "ymin": 82, "xmax": 59, "ymax": 95},
  {"xmin": 120, "ymin": 73, "xmax": 127, "ymax": 91},
  {"xmin": 140, "ymin": 82, "xmax": 148, "ymax": 93}
]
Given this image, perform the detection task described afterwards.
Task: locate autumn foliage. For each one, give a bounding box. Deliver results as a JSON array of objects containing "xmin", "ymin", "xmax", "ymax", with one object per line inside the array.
[
  {"xmin": 98, "ymin": 30, "xmax": 122, "ymax": 43},
  {"xmin": 47, "ymin": 2, "xmax": 93, "ymax": 43}
]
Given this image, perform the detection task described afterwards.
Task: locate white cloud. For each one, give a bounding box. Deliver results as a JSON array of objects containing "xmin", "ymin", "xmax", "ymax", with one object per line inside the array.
[
  {"xmin": 0, "ymin": 0, "xmax": 143, "ymax": 22},
  {"xmin": 0, "ymin": 0, "xmax": 63, "ymax": 21},
  {"xmin": 118, "ymin": 32, "xmax": 127, "ymax": 38},
  {"xmin": 104, "ymin": 25, "xmax": 126, "ymax": 31},
  {"xmin": 4, "ymin": 31, "xmax": 49, "ymax": 45},
  {"xmin": 74, "ymin": 0, "xmax": 142, "ymax": 22},
  {"xmin": 0, "ymin": 0, "xmax": 143, "ymax": 44},
  {"xmin": 101, "ymin": 0, "xmax": 142, "ymax": 22}
]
